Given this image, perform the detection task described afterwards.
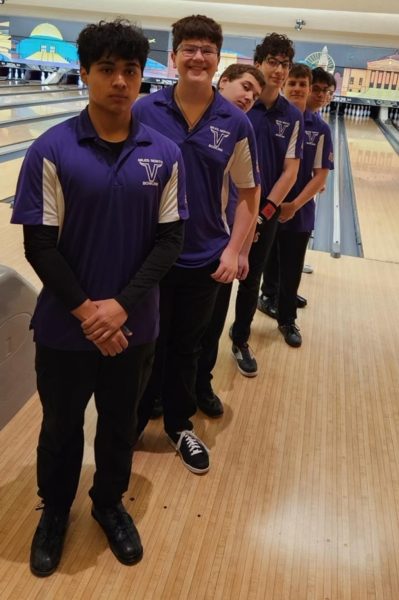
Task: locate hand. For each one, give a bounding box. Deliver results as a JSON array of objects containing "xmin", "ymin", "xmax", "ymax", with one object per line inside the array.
[
  {"xmin": 211, "ymin": 246, "xmax": 238, "ymax": 283},
  {"xmin": 278, "ymin": 202, "xmax": 297, "ymax": 223},
  {"xmin": 94, "ymin": 328, "xmax": 129, "ymax": 357},
  {"xmin": 81, "ymin": 299, "xmax": 129, "ymax": 343},
  {"xmin": 237, "ymin": 253, "xmax": 249, "ymax": 280}
]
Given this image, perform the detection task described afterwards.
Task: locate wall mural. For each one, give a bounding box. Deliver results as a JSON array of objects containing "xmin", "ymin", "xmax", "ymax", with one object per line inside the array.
[{"xmin": 1, "ymin": 15, "xmax": 398, "ymax": 106}]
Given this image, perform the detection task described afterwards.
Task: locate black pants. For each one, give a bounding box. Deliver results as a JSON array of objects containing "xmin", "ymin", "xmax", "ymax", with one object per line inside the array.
[
  {"xmin": 261, "ymin": 229, "xmax": 310, "ymax": 325},
  {"xmin": 35, "ymin": 342, "xmax": 154, "ymax": 510},
  {"xmin": 137, "ymin": 263, "xmax": 220, "ymax": 435},
  {"xmin": 195, "ymin": 281, "xmax": 233, "ymax": 395},
  {"xmin": 231, "ymin": 211, "xmax": 280, "ymax": 345}
]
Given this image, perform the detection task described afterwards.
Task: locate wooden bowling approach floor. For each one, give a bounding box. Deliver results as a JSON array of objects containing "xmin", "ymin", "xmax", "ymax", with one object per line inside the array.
[{"xmin": 0, "ymin": 115, "xmax": 399, "ymax": 599}]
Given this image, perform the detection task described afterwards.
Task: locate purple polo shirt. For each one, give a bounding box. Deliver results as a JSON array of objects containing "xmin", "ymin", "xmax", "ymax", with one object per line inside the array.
[
  {"xmin": 281, "ymin": 109, "xmax": 334, "ymax": 232},
  {"xmin": 11, "ymin": 108, "xmax": 188, "ymax": 351},
  {"xmin": 133, "ymin": 86, "xmax": 260, "ymax": 268},
  {"xmin": 247, "ymin": 94, "xmax": 303, "ymax": 205}
]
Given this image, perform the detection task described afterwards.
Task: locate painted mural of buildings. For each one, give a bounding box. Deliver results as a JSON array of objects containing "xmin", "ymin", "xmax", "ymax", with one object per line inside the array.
[{"xmin": 341, "ymin": 52, "xmax": 399, "ymax": 101}]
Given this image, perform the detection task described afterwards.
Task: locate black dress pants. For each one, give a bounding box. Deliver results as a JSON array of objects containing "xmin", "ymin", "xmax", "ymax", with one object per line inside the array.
[
  {"xmin": 137, "ymin": 263, "xmax": 220, "ymax": 435},
  {"xmin": 261, "ymin": 228, "xmax": 311, "ymax": 324},
  {"xmin": 35, "ymin": 342, "xmax": 154, "ymax": 510},
  {"xmin": 231, "ymin": 211, "xmax": 280, "ymax": 345},
  {"xmin": 195, "ymin": 281, "xmax": 233, "ymax": 395}
]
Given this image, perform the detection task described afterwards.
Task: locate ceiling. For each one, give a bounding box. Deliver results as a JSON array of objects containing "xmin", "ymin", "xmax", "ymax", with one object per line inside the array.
[{"xmin": 3, "ymin": 0, "xmax": 399, "ymax": 48}]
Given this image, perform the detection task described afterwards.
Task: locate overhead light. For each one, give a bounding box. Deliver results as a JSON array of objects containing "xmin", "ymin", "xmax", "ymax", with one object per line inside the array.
[{"xmin": 295, "ymin": 19, "xmax": 305, "ymax": 31}]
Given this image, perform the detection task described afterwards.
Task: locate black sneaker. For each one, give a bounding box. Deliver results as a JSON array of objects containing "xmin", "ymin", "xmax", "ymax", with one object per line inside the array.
[
  {"xmin": 197, "ymin": 390, "xmax": 224, "ymax": 418},
  {"xmin": 30, "ymin": 506, "xmax": 69, "ymax": 577},
  {"xmin": 231, "ymin": 341, "xmax": 258, "ymax": 377},
  {"xmin": 92, "ymin": 502, "xmax": 143, "ymax": 565},
  {"xmin": 278, "ymin": 322, "xmax": 302, "ymax": 347},
  {"xmin": 296, "ymin": 294, "xmax": 307, "ymax": 309},
  {"xmin": 257, "ymin": 295, "xmax": 278, "ymax": 319},
  {"xmin": 167, "ymin": 430, "xmax": 210, "ymax": 474},
  {"xmin": 149, "ymin": 396, "xmax": 163, "ymax": 419}
]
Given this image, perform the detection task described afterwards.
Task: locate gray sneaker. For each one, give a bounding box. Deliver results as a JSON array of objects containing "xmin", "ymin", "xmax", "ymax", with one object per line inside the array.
[{"xmin": 231, "ymin": 341, "xmax": 258, "ymax": 377}]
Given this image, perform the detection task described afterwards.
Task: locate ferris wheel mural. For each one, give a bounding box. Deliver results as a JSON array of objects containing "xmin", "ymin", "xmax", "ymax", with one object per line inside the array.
[{"xmin": 304, "ymin": 46, "xmax": 335, "ymax": 73}]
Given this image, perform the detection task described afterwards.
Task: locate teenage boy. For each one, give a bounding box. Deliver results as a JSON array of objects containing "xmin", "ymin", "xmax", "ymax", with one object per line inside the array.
[
  {"xmin": 258, "ymin": 66, "xmax": 335, "ymax": 338},
  {"xmin": 11, "ymin": 20, "xmax": 187, "ymax": 576},
  {"xmin": 230, "ymin": 33, "xmax": 304, "ymax": 377},
  {"xmin": 258, "ymin": 64, "xmax": 334, "ymax": 347},
  {"xmin": 133, "ymin": 16, "xmax": 260, "ymax": 473},
  {"xmin": 196, "ymin": 63, "xmax": 265, "ymax": 417},
  {"xmin": 307, "ymin": 67, "xmax": 337, "ymax": 113}
]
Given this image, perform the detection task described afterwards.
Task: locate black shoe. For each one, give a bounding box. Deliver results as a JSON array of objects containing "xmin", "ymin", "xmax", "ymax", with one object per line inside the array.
[
  {"xmin": 296, "ymin": 294, "xmax": 307, "ymax": 309},
  {"xmin": 149, "ymin": 396, "xmax": 163, "ymax": 419},
  {"xmin": 30, "ymin": 507, "xmax": 69, "ymax": 577},
  {"xmin": 257, "ymin": 295, "xmax": 278, "ymax": 319},
  {"xmin": 278, "ymin": 322, "xmax": 302, "ymax": 347},
  {"xmin": 197, "ymin": 390, "xmax": 224, "ymax": 418},
  {"xmin": 92, "ymin": 502, "xmax": 143, "ymax": 565},
  {"xmin": 229, "ymin": 325, "xmax": 258, "ymax": 377},
  {"xmin": 167, "ymin": 430, "xmax": 210, "ymax": 474}
]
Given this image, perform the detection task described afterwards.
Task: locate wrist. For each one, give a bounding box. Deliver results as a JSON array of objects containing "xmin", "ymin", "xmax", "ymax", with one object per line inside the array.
[
  {"xmin": 260, "ymin": 198, "xmax": 278, "ymax": 221},
  {"xmin": 71, "ymin": 299, "xmax": 96, "ymax": 322}
]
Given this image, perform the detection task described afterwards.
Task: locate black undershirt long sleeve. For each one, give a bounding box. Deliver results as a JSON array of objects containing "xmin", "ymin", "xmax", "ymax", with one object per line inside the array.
[{"xmin": 23, "ymin": 220, "xmax": 184, "ymax": 313}]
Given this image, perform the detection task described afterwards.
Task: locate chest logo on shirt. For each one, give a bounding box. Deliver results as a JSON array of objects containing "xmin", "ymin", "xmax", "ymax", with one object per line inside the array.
[
  {"xmin": 209, "ymin": 126, "xmax": 230, "ymax": 152},
  {"xmin": 275, "ymin": 120, "xmax": 290, "ymax": 138},
  {"xmin": 138, "ymin": 158, "xmax": 163, "ymax": 186},
  {"xmin": 305, "ymin": 130, "xmax": 320, "ymax": 146}
]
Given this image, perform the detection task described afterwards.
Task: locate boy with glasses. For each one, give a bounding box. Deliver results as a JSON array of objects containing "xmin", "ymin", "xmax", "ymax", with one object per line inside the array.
[
  {"xmin": 133, "ymin": 16, "xmax": 260, "ymax": 472},
  {"xmin": 11, "ymin": 20, "xmax": 187, "ymax": 575},
  {"xmin": 258, "ymin": 64, "xmax": 334, "ymax": 347},
  {"xmin": 230, "ymin": 33, "xmax": 304, "ymax": 377},
  {"xmin": 307, "ymin": 67, "xmax": 337, "ymax": 113}
]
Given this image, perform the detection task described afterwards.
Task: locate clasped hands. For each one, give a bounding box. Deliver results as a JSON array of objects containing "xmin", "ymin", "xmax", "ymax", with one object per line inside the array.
[{"xmin": 80, "ymin": 299, "xmax": 130, "ymax": 357}]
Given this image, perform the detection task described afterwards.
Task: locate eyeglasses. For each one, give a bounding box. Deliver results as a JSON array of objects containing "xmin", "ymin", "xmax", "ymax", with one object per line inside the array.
[
  {"xmin": 176, "ymin": 44, "xmax": 219, "ymax": 58},
  {"xmin": 312, "ymin": 85, "xmax": 330, "ymax": 95},
  {"xmin": 265, "ymin": 56, "xmax": 292, "ymax": 70}
]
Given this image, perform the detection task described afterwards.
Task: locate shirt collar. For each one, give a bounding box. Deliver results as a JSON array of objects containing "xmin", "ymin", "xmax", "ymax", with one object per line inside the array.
[
  {"xmin": 154, "ymin": 84, "xmax": 232, "ymax": 119},
  {"xmin": 252, "ymin": 94, "xmax": 289, "ymax": 115},
  {"xmin": 76, "ymin": 106, "xmax": 152, "ymax": 147}
]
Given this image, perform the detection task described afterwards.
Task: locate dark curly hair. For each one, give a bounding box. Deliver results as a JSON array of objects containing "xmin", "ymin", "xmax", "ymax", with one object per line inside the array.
[
  {"xmin": 254, "ymin": 33, "xmax": 295, "ymax": 64},
  {"xmin": 77, "ymin": 19, "xmax": 149, "ymax": 73},
  {"xmin": 171, "ymin": 15, "xmax": 223, "ymax": 54}
]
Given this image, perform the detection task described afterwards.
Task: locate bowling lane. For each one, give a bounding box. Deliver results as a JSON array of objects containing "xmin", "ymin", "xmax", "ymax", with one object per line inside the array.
[
  {"xmin": 0, "ymin": 116, "xmax": 71, "ymax": 148},
  {"xmin": 0, "ymin": 84, "xmax": 76, "ymax": 95},
  {"xmin": 0, "ymin": 89, "xmax": 87, "ymax": 106},
  {"xmin": 345, "ymin": 118, "xmax": 399, "ymax": 263},
  {"xmin": 0, "ymin": 99, "xmax": 87, "ymax": 125},
  {"xmin": 0, "ymin": 157, "xmax": 23, "ymax": 200}
]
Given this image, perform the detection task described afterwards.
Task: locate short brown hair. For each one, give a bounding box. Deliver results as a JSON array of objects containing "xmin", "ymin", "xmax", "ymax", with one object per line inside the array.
[
  {"xmin": 287, "ymin": 63, "xmax": 312, "ymax": 84},
  {"xmin": 171, "ymin": 15, "xmax": 223, "ymax": 53},
  {"xmin": 217, "ymin": 63, "xmax": 265, "ymax": 90}
]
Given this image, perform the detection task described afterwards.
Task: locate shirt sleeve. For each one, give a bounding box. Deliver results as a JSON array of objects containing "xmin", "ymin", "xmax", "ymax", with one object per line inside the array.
[
  {"xmin": 228, "ymin": 120, "xmax": 260, "ymax": 189},
  {"xmin": 158, "ymin": 148, "xmax": 189, "ymax": 223},
  {"xmin": 115, "ymin": 220, "xmax": 184, "ymax": 312},
  {"xmin": 285, "ymin": 115, "xmax": 304, "ymax": 160},
  {"xmin": 11, "ymin": 143, "xmax": 65, "ymax": 229},
  {"xmin": 23, "ymin": 224, "xmax": 88, "ymax": 310},
  {"xmin": 314, "ymin": 123, "xmax": 334, "ymax": 170}
]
